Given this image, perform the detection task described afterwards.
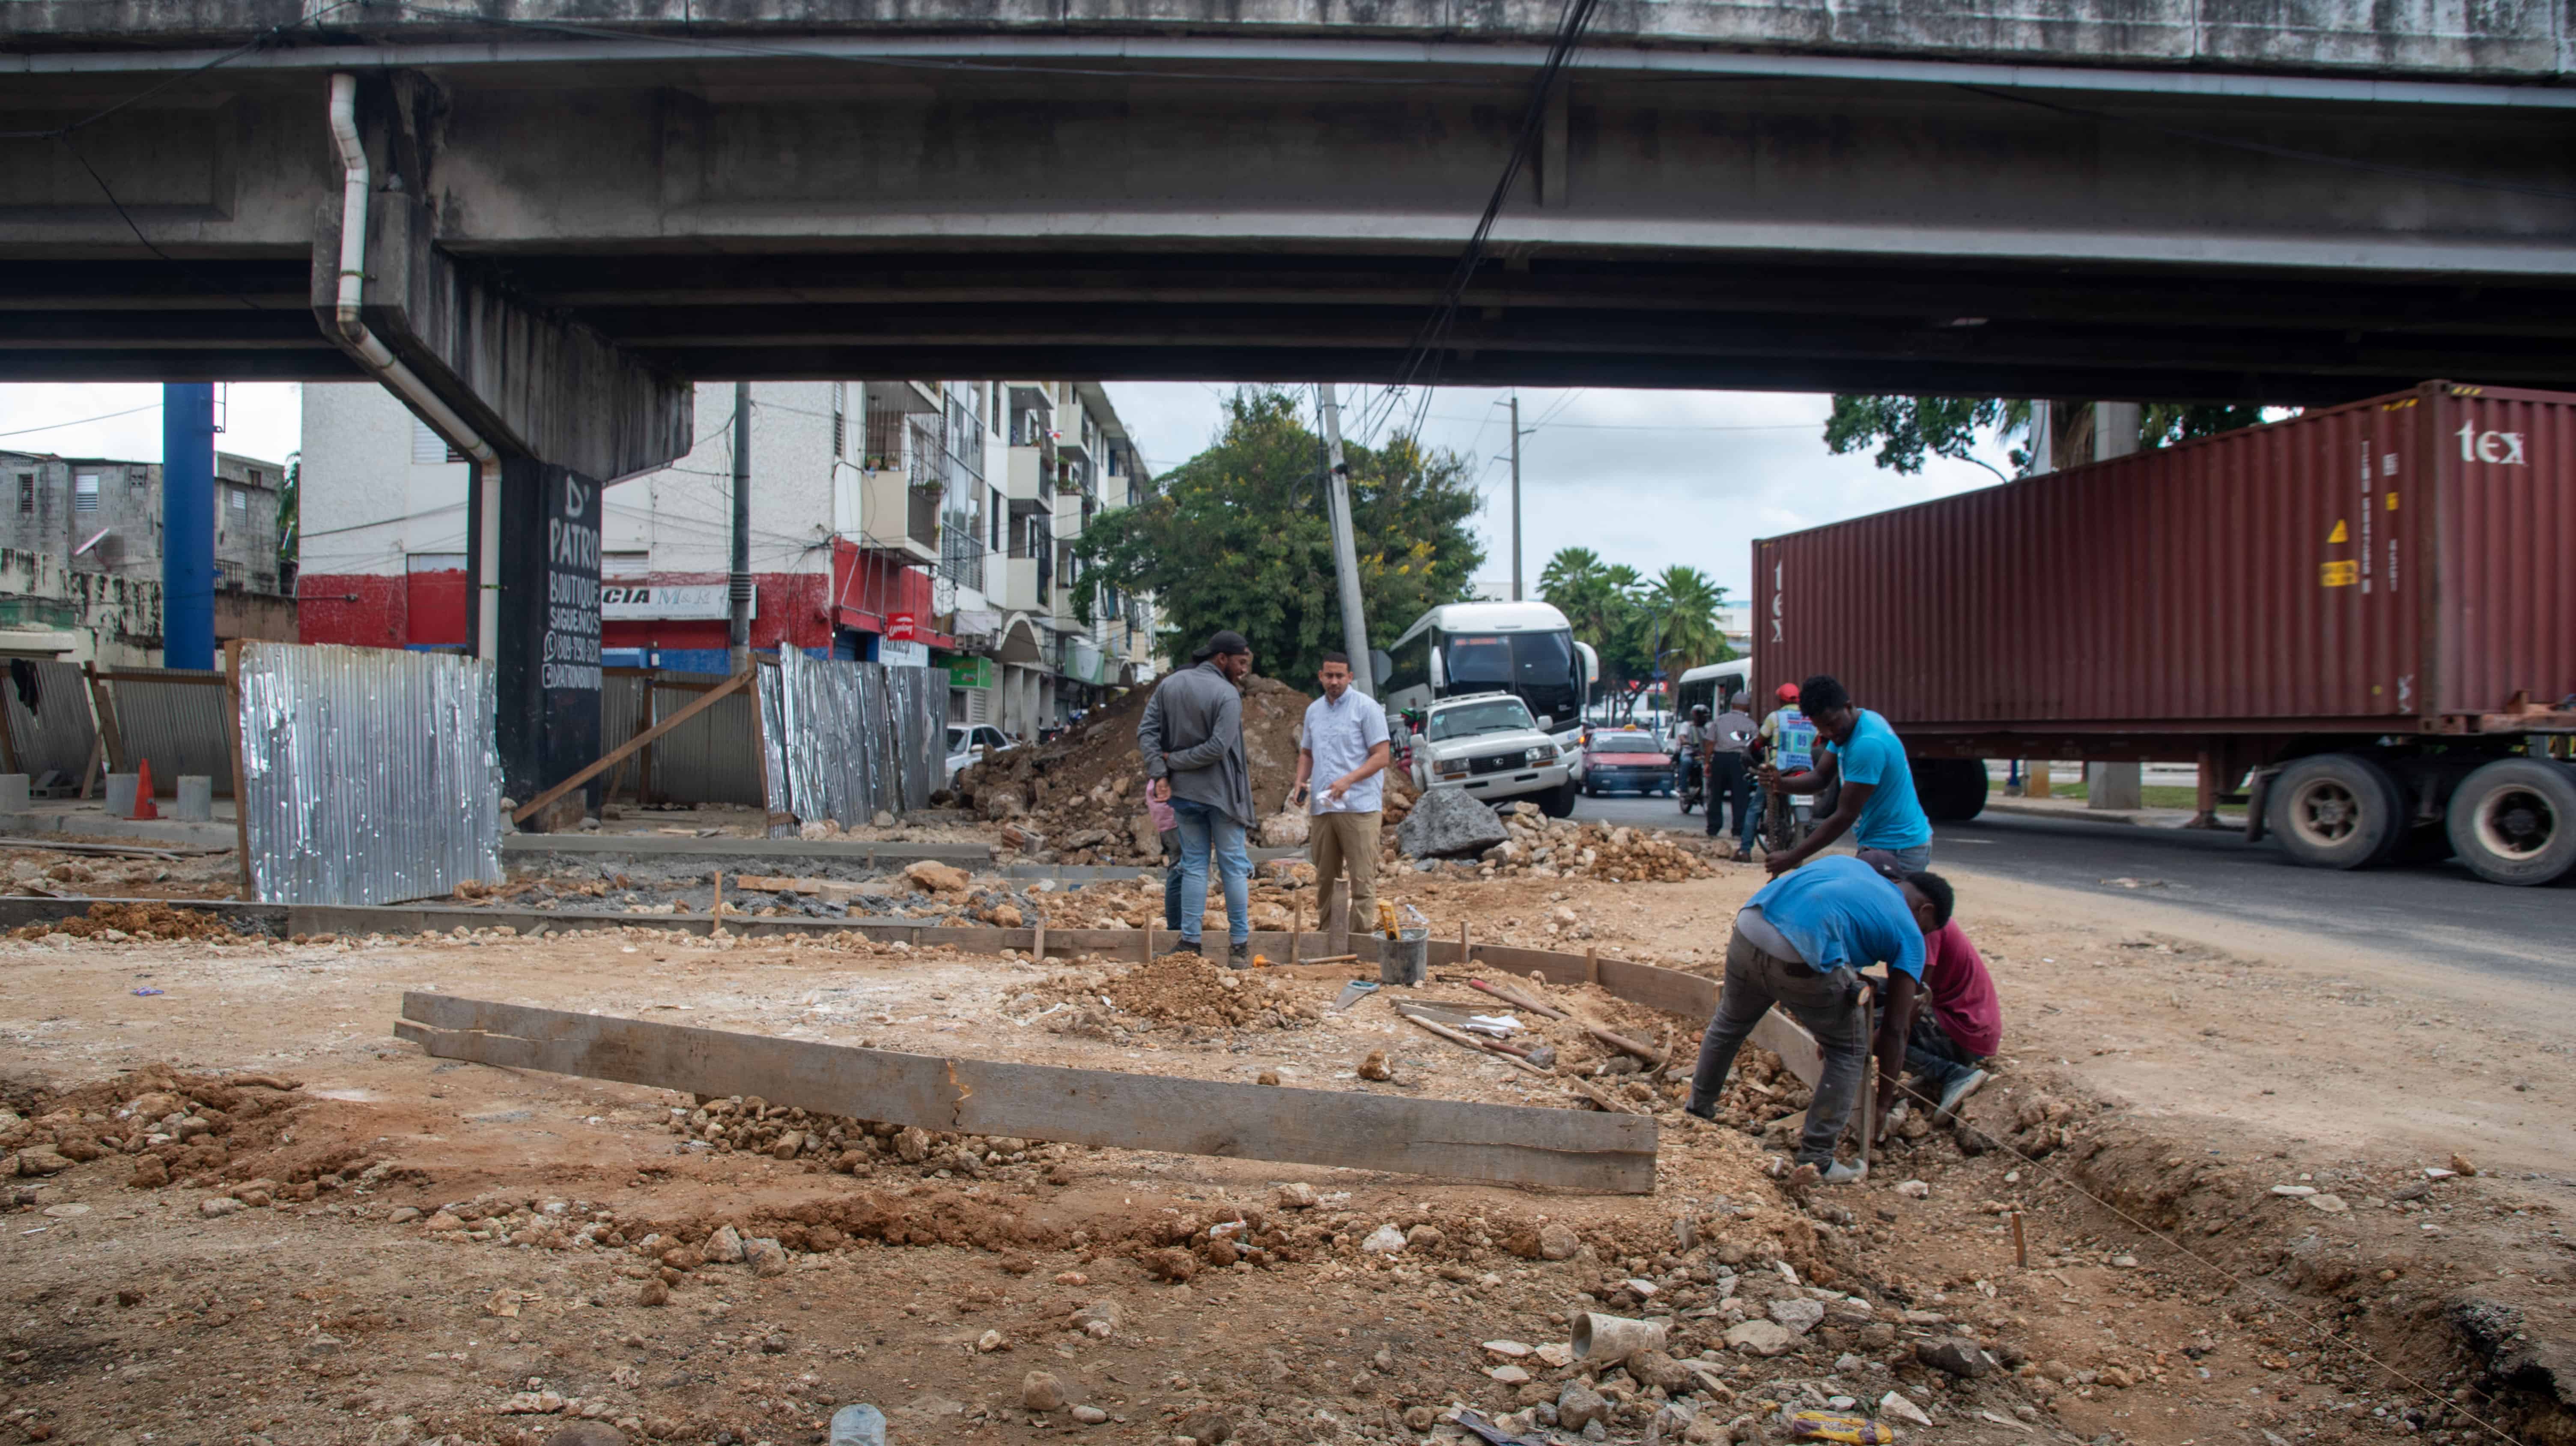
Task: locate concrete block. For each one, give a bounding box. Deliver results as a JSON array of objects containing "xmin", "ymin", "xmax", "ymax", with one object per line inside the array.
[
  {"xmin": 2087, "ymin": 762, "xmax": 2144, "ymax": 810},
  {"xmin": 0, "ymin": 774, "xmax": 27, "ymax": 813},
  {"xmin": 174, "ymin": 775, "xmax": 214, "ymax": 822},
  {"xmin": 103, "ymin": 773, "xmax": 138, "ymax": 818}
]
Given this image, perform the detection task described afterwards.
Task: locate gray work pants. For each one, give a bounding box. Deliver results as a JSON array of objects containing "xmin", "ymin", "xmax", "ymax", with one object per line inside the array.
[{"xmin": 1688, "ymin": 928, "xmax": 1870, "ymax": 1166}]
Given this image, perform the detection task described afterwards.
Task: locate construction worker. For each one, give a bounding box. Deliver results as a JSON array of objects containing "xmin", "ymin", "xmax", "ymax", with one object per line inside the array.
[
  {"xmin": 1685, "ymin": 853, "xmax": 1954, "ymax": 1184},
  {"xmin": 1759, "ymin": 673, "xmax": 1934, "ymax": 875},
  {"xmin": 1854, "ymin": 850, "xmax": 1998, "ymax": 1130}
]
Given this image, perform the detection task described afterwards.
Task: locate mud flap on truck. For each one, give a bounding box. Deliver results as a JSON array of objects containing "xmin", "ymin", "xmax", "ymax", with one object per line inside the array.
[{"xmin": 2243, "ymin": 767, "xmax": 2276, "ymax": 844}]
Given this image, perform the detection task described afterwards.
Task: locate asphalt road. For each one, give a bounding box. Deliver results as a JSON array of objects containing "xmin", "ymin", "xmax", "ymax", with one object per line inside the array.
[{"xmin": 1570, "ymin": 785, "xmax": 2576, "ymax": 989}]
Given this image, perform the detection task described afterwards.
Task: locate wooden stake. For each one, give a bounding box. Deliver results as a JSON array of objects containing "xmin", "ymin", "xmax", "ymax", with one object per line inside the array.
[
  {"xmin": 1289, "ymin": 896, "xmax": 1301, "ymax": 965},
  {"xmin": 1586, "ymin": 945, "xmax": 1599, "ymax": 986},
  {"xmin": 1458, "ymin": 920, "xmax": 1470, "ymax": 965},
  {"xmin": 710, "ymin": 869, "xmax": 724, "ymax": 929},
  {"xmin": 1032, "ymin": 911, "xmax": 1046, "ymax": 961},
  {"xmin": 1857, "ymin": 1000, "xmax": 1876, "ymax": 1169},
  {"xmin": 2012, "ymin": 1211, "xmax": 2027, "ymax": 1268},
  {"xmin": 1143, "ymin": 921, "xmax": 1154, "ymax": 962}
]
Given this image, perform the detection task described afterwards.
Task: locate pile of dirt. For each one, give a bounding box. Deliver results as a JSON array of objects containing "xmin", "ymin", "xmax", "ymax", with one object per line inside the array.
[
  {"xmin": 948, "ymin": 674, "xmax": 1314, "ymax": 863},
  {"xmin": 11, "ymin": 900, "xmax": 247, "ymax": 941},
  {"xmin": 1100, "ymin": 951, "xmax": 1324, "ymax": 1029},
  {"xmin": 0, "ymin": 1062, "xmax": 304, "ymax": 1185}
]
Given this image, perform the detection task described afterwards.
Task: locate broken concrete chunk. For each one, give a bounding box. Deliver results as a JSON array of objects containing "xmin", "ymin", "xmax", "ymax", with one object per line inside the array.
[
  {"xmin": 1917, "ymin": 1338, "xmax": 1995, "ymax": 1377},
  {"xmin": 1723, "ymin": 1321, "xmax": 1796, "ymax": 1357}
]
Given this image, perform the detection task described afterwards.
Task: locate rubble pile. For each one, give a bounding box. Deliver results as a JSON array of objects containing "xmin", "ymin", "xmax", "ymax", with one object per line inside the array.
[
  {"xmin": 948, "ymin": 675, "xmax": 1313, "ymax": 863},
  {"xmin": 1404, "ymin": 800, "xmax": 1716, "ymax": 882}
]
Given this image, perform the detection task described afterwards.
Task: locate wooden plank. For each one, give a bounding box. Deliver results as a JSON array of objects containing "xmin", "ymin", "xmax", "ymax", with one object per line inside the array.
[
  {"xmin": 91, "ymin": 670, "xmax": 228, "ymax": 687},
  {"xmin": 512, "ymin": 668, "xmax": 752, "ymax": 825},
  {"xmin": 397, "ymin": 992, "xmax": 1657, "ymax": 1192},
  {"xmin": 84, "ymin": 661, "xmax": 126, "ymax": 776}
]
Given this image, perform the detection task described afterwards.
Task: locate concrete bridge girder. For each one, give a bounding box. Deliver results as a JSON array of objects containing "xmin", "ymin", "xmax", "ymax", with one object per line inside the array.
[{"xmin": 4, "ymin": 28, "xmax": 2576, "ymax": 412}]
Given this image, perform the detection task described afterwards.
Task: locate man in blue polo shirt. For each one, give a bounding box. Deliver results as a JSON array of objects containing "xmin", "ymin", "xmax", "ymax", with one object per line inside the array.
[
  {"xmin": 1758, "ymin": 673, "xmax": 1935, "ymax": 875},
  {"xmin": 1685, "ymin": 854, "xmax": 1953, "ymax": 1182}
]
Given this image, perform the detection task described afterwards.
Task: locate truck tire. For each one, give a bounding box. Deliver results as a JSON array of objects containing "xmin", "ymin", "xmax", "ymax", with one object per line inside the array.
[
  {"xmin": 2267, "ymin": 753, "xmax": 2404, "ymax": 870},
  {"xmin": 1913, "ymin": 758, "xmax": 1989, "ymax": 823},
  {"xmin": 2445, "ymin": 758, "xmax": 2576, "ymax": 886},
  {"xmin": 1540, "ymin": 780, "xmax": 1580, "ymax": 818}
]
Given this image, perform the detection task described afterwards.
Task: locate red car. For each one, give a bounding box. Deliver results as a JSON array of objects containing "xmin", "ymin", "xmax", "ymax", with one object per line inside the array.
[{"xmin": 1580, "ymin": 730, "xmax": 1673, "ymax": 797}]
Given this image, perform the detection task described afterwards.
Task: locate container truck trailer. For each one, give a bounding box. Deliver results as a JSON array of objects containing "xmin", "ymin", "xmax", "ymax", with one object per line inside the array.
[{"xmin": 1753, "ymin": 382, "xmax": 2576, "ymax": 886}]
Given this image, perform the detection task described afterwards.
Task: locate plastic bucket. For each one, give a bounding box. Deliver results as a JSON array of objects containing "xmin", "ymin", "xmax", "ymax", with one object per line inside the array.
[{"xmin": 1381, "ymin": 927, "xmax": 1429, "ymax": 986}]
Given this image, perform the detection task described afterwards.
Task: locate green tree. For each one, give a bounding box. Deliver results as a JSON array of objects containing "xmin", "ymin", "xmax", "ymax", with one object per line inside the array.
[
  {"xmin": 1827, "ymin": 397, "xmax": 2284, "ymax": 478},
  {"xmin": 1641, "ymin": 565, "xmax": 1732, "ymax": 674},
  {"xmin": 1072, "ymin": 387, "xmax": 1485, "ymax": 681}
]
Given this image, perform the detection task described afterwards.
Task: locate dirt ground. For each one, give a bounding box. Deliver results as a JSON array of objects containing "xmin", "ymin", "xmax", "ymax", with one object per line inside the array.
[{"xmin": 0, "ymin": 849, "xmax": 2567, "ymax": 1446}]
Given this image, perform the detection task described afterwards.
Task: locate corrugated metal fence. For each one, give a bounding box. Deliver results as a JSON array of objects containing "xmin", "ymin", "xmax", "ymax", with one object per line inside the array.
[
  {"xmin": 648, "ymin": 669, "xmax": 768, "ymax": 807},
  {"xmin": 97, "ymin": 666, "xmax": 233, "ymax": 793},
  {"xmin": 236, "ymin": 642, "xmax": 503, "ymax": 905},
  {"xmin": 0, "ymin": 660, "xmax": 96, "ymax": 784},
  {"xmin": 757, "ymin": 649, "xmax": 947, "ymax": 827}
]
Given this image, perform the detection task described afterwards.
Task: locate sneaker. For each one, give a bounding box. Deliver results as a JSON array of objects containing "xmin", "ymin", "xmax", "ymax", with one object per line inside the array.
[
  {"xmin": 1819, "ymin": 1158, "xmax": 1868, "ymax": 1185},
  {"xmin": 1936, "ymin": 1068, "xmax": 1990, "ymax": 1120},
  {"xmin": 1225, "ymin": 942, "xmax": 1254, "ymax": 971},
  {"xmin": 1161, "ymin": 940, "xmax": 1202, "ymax": 958}
]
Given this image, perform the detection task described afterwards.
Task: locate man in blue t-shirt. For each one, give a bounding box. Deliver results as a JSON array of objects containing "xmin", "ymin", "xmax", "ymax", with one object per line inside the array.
[
  {"xmin": 1758, "ymin": 673, "xmax": 1935, "ymax": 875},
  {"xmin": 1686, "ymin": 854, "xmax": 1953, "ymax": 1181}
]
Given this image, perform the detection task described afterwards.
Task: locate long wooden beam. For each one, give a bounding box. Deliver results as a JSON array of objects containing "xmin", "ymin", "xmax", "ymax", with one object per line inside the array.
[
  {"xmin": 394, "ymin": 992, "xmax": 1657, "ymax": 1193},
  {"xmin": 511, "ymin": 667, "xmax": 751, "ymax": 825}
]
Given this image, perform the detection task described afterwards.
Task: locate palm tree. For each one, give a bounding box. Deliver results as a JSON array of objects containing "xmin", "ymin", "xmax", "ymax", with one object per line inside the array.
[
  {"xmin": 1644, "ymin": 565, "xmax": 1731, "ymax": 672},
  {"xmin": 1540, "ymin": 547, "xmax": 1626, "ymax": 673}
]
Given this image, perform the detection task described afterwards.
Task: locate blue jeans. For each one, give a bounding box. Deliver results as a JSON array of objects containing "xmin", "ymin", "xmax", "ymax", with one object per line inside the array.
[
  {"xmin": 1171, "ymin": 799, "xmax": 1250, "ymax": 945},
  {"xmin": 1903, "ymin": 1010, "xmax": 1982, "ymax": 1095}
]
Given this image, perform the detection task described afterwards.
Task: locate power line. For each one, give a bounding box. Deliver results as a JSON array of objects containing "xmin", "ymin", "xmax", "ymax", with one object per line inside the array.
[{"xmin": 0, "ymin": 402, "xmax": 165, "ymax": 441}]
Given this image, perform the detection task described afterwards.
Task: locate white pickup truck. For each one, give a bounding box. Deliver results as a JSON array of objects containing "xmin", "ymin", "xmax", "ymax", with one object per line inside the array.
[{"xmin": 1407, "ymin": 692, "xmax": 1577, "ymax": 817}]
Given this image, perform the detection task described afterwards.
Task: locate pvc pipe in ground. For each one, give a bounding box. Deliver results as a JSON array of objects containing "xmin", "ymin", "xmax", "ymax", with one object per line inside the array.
[{"xmin": 1571, "ymin": 1311, "xmax": 1667, "ymax": 1363}]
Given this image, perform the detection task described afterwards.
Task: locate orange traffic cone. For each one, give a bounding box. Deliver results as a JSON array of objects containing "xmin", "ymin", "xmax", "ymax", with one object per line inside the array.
[{"xmin": 131, "ymin": 758, "xmax": 159, "ymax": 820}]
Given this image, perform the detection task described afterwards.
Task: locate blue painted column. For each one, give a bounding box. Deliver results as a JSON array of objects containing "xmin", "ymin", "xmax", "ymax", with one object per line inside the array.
[{"xmin": 160, "ymin": 383, "xmax": 217, "ymax": 670}]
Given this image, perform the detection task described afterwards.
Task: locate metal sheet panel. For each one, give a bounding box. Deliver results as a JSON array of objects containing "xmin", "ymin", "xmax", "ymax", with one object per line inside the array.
[
  {"xmin": 649, "ymin": 670, "xmax": 764, "ymax": 806},
  {"xmin": 235, "ymin": 642, "xmax": 502, "ymax": 905},
  {"xmin": 754, "ymin": 653, "xmax": 948, "ymax": 826},
  {"xmin": 102, "ymin": 667, "xmax": 232, "ymax": 794},
  {"xmin": 2429, "ymin": 385, "xmax": 2576, "ymax": 717},
  {"xmin": 599, "ymin": 669, "xmax": 648, "ymax": 797},
  {"xmin": 1752, "ymin": 384, "xmax": 2497, "ymax": 738},
  {"xmin": 0, "ymin": 660, "xmax": 95, "ymax": 782},
  {"xmin": 891, "ymin": 664, "xmax": 944, "ymax": 810}
]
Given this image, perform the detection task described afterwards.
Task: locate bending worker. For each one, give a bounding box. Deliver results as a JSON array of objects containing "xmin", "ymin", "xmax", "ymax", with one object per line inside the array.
[
  {"xmin": 1686, "ymin": 853, "xmax": 1954, "ymax": 1183},
  {"xmin": 1759, "ymin": 673, "xmax": 1934, "ymax": 875}
]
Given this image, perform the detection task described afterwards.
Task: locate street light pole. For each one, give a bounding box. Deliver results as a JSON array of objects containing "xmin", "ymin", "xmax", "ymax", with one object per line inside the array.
[
  {"xmin": 1509, "ymin": 393, "xmax": 1523, "ymax": 602},
  {"xmin": 1318, "ymin": 384, "xmax": 1374, "ymax": 699}
]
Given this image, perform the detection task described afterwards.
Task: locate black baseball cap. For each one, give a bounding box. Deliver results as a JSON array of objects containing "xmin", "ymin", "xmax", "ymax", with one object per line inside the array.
[{"xmin": 1194, "ymin": 630, "xmax": 1252, "ymax": 661}]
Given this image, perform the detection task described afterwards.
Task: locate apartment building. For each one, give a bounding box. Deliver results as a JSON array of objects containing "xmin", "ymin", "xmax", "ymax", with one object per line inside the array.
[
  {"xmin": 0, "ymin": 447, "xmax": 295, "ymax": 660},
  {"xmin": 297, "ymin": 379, "xmax": 1156, "ymax": 736}
]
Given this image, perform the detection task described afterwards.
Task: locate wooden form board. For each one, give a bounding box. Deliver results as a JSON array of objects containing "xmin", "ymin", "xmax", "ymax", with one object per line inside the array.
[{"xmin": 394, "ymin": 992, "xmax": 1658, "ymax": 1193}]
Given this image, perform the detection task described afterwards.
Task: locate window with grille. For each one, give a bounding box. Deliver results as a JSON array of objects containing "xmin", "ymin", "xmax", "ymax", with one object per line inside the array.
[
  {"xmin": 228, "ymin": 487, "xmax": 248, "ymax": 513},
  {"xmin": 74, "ymin": 474, "xmax": 99, "ymax": 512},
  {"xmin": 15, "ymin": 474, "xmax": 30, "ymax": 515},
  {"xmin": 411, "ymin": 418, "xmax": 464, "ymax": 465}
]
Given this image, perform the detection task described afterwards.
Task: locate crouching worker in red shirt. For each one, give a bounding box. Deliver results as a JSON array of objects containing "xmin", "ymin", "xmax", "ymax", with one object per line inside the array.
[{"xmin": 1855, "ymin": 848, "xmax": 2001, "ymax": 1132}]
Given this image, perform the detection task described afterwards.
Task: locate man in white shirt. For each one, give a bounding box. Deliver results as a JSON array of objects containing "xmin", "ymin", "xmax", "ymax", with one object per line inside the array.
[{"xmin": 1291, "ymin": 652, "xmax": 1393, "ymax": 942}]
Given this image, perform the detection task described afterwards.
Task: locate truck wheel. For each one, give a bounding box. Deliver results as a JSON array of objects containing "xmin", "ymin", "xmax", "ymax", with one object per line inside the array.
[
  {"xmin": 2267, "ymin": 753, "xmax": 2403, "ymax": 869},
  {"xmin": 1541, "ymin": 780, "xmax": 1580, "ymax": 818},
  {"xmin": 2445, "ymin": 758, "xmax": 2576, "ymax": 886},
  {"xmin": 1913, "ymin": 759, "xmax": 1989, "ymax": 822}
]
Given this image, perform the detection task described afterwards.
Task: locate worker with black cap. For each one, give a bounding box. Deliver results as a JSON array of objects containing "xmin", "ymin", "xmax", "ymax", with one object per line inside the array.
[{"xmin": 1138, "ymin": 630, "xmax": 1258, "ymax": 966}]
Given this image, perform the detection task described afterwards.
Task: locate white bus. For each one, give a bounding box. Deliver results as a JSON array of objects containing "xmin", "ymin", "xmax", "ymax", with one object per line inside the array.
[
  {"xmin": 1383, "ymin": 601, "xmax": 1587, "ymax": 749},
  {"xmin": 1673, "ymin": 659, "xmax": 1752, "ymax": 719}
]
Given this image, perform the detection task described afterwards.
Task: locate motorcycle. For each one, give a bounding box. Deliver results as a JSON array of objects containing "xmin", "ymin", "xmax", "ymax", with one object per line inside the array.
[{"xmin": 1674, "ymin": 751, "xmax": 1704, "ymax": 814}]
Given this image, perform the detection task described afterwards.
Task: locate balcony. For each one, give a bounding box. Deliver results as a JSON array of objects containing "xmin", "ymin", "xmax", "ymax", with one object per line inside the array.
[
  {"xmin": 1005, "ymin": 442, "xmax": 1054, "ymax": 508},
  {"xmin": 857, "ymin": 407, "xmax": 943, "ymax": 564},
  {"xmin": 998, "ymin": 554, "xmax": 1042, "ymax": 614}
]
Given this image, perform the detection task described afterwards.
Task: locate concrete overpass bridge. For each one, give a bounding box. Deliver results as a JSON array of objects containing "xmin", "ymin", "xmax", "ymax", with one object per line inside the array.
[{"xmin": 8, "ymin": 0, "xmax": 2576, "ymax": 482}]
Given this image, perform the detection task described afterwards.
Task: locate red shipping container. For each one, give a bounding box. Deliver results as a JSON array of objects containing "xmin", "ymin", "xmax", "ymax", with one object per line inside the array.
[{"xmin": 1754, "ymin": 382, "xmax": 2576, "ymax": 742}]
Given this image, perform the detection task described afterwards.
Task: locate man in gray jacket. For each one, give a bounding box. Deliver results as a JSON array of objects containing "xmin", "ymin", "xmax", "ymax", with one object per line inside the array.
[{"xmin": 1139, "ymin": 630, "xmax": 1257, "ymax": 966}]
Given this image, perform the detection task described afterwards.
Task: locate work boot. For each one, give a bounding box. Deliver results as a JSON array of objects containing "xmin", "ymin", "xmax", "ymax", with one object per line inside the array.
[
  {"xmin": 1936, "ymin": 1069, "xmax": 1990, "ymax": 1121},
  {"xmin": 1161, "ymin": 939, "xmax": 1202, "ymax": 958},
  {"xmin": 1225, "ymin": 941, "xmax": 1254, "ymax": 971}
]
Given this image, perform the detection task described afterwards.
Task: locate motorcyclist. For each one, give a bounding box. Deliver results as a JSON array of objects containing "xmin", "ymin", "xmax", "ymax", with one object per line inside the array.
[{"xmin": 1673, "ymin": 704, "xmax": 1712, "ymax": 809}]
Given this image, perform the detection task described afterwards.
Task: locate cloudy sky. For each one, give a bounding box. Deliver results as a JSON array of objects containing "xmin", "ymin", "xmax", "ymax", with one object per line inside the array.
[{"xmin": 0, "ymin": 380, "xmax": 2012, "ymax": 606}]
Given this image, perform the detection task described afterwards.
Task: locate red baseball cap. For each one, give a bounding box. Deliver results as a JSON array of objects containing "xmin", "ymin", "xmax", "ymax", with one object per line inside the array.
[{"xmin": 1775, "ymin": 683, "xmax": 1801, "ymax": 703}]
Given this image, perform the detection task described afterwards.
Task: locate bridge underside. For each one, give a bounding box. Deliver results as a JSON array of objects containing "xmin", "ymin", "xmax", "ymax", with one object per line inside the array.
[{"xmin": 7, "ymin": 39, "xmax": 2576, "ymax": 406}]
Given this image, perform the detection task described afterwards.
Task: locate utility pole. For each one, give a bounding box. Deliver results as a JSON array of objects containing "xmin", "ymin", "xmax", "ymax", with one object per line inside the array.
[
  {"xmin": 1509, "ymin": 393, "xmax": 1524, "ymax": 601},
  {"xmin": 729, "ymin": 382, "xmax": 752, "ymax": 672},
  {"xmin": 1318, "ymin": 384, "xmax": 1373, "ymax": 699}
]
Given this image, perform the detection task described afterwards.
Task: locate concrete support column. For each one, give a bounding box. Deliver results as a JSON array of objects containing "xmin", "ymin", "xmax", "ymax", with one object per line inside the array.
[
  {"xmin": 160, "ymin": 383, "xmax": 217, "ymax": 671},
  {"xmin": 2088, "ymin": 400, "xmax": 2145, "ymax": 813},
  {"xmin": 2024, "ymin": 761, "xmax": 2052, "ymax": 800}
]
